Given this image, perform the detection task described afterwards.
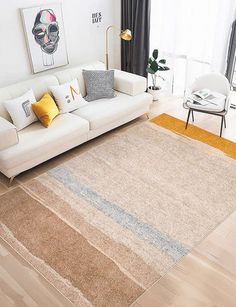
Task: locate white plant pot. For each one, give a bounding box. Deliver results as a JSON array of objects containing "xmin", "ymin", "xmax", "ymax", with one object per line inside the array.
[{"xmin": 148, "ymin": 87, "xmax": 162, "ymax": 101}]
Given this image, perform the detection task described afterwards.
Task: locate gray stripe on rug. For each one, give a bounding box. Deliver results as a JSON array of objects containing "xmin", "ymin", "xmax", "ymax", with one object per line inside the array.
[{"xmin": 48, "ymin": 167, "xmax": 188, "ymax": 261}]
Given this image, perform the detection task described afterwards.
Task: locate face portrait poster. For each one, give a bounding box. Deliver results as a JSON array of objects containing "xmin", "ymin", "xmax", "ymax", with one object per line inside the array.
[{"xmin": 21, "ymin": 4, "xmax": 68, "ymax": 73}]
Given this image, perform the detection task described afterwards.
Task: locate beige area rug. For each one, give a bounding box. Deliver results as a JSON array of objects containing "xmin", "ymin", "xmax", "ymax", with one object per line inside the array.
[{"xmin": 0, "ymin": 122, "xmax": 236, "ymax": 306}]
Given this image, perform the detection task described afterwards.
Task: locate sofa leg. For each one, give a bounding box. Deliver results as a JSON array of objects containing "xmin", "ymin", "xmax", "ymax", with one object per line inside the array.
[
  {"xmin": 145, "ymin": 113, "xmax": 150, "ymax": 120},
  {"xmin": 8, "ymin": 176, "xmax": 15, "ymax": 187}
]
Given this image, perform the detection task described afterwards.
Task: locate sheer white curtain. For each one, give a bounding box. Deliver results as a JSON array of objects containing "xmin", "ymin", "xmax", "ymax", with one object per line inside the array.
[{"xmin": 150, "ymin": 0, "xmax": 236, "ymax": 95}]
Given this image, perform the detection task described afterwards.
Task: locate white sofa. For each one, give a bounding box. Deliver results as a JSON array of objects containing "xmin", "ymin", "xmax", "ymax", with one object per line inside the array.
[{"xmin": 0, "ymin": 61, "xmax": 152, "ymax": 182}]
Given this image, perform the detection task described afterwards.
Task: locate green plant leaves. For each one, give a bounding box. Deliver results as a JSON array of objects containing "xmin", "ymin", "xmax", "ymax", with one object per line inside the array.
[
  {"xmin": 150, "ymin": 60, "xmax": 158, "ymax": 72},
  {"xmin": 158, "ymin": 65, "xmax": 170, "ymax": 71},
  {"xmin": 158, "ymin": 59, "xmax": 166, "ymax": 64},
  {"xmin": 147, "ymin": 49, "xmax": 170, "ymax": 75},
  {"xmin": 152, "ymin": 49, "xmax": 158, "ymax": 59},
  {"xmin": 146, "ymin": 67, "xmax": 155, "ymax": 74}
]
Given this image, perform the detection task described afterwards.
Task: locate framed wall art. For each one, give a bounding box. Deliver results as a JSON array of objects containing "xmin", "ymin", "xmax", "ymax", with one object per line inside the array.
[{"xmin": 21, "ymin": 3, "xmax": 69, "ymax": 73}]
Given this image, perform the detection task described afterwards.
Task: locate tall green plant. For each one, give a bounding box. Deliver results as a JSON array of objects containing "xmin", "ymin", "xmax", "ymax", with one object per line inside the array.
[{"xmin": 146, "ymin": 49, "xmax": 170, "ymax": 90}]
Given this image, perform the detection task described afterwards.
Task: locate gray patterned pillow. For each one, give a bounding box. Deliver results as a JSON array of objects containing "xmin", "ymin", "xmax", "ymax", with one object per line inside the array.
[{"xmin": 83, "ymin": 70, "xmax": 115, "ymax": 102}]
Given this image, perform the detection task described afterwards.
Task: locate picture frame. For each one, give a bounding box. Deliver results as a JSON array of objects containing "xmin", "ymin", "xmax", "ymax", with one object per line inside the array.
[{"xmin": 21, "ymin": 3, "xmax": 69, "ymax": 73}]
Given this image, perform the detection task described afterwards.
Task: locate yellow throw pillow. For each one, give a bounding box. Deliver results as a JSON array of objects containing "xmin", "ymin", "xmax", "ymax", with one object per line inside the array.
[{"xmin": 32, "ymin": 93, "xmax": 59, "ymax": 128}]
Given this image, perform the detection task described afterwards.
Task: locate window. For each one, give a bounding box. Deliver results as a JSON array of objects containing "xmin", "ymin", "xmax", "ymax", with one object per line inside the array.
[{"xmin": 150, "ymin": 0, "xmax": 236, "ymax": 95}]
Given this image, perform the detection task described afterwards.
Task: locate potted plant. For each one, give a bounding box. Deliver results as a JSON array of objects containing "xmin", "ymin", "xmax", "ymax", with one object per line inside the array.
[{"xmin": 146, "ymin": 49, "xmax": 170, "ymax": 101}]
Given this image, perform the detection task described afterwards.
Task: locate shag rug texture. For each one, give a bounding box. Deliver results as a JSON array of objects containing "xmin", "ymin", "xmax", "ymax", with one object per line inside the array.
[{"xmin": 1, "ymin": 120, "xmax": 236, "ymax": 306}]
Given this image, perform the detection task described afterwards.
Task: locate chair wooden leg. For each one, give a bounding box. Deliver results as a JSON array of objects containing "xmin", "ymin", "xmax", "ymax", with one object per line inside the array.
[
  {"xmin": 185, "ymin": 109, "xmax": 191, "ymax": 129},
  {"xmin": 220, "ymin": 116, "xmax": 224, "ymax": 137},
  {"xmin": 191, "ymin": 110, "xmax": 194, "ymax": 122},
  {"xmin": 145, "ymin": 113, "xmax": 149, "ymax": 120}
]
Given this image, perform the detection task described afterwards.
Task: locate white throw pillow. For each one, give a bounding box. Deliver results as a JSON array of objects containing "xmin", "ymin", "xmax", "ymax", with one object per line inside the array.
[
  {"xmin": 3, "ymin": 89, "xmax": 38, "ymax": 131},
  {"xmin": 49, "ymin": 79, "xmax": 88, "ymax": 113}
]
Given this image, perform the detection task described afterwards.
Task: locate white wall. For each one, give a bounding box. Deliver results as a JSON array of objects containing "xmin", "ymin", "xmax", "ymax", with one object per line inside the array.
[{"xmin": 0, "ymin": 0, "xmax": 121, "ymax": 87}]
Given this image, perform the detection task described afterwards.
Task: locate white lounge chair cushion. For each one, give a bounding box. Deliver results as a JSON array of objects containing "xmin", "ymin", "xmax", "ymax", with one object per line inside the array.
[{"xmin": 186, "ymin": 93, "xmax": 226, "ymax": 113}]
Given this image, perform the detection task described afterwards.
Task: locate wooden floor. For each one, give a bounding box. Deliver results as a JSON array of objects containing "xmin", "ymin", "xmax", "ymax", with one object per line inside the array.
[
  {"xmin": 0, "ymin": 239, "xmax": 73, "ymax": 307},
  {"xmin": 132, "ymin": 210, "xmax": 236, "ymax": 307},
  {"xmin": 0, "ymin": 94, "xmax": 236, "ymax": 306}
]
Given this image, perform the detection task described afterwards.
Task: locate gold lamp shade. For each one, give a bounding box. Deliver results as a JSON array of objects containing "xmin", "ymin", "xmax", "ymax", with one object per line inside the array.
[{"xmin": 120, "ymin": 29, "xmax": 132, "ymax": 41}]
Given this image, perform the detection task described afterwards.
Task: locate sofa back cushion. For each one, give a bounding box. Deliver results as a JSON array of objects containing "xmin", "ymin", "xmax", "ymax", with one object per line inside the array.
[
  {"xmin": 54, "ymin": 62, "xmax": 105, "ymax": 97},
  {"xmin": 0, "ymin": 75, "xmax": 59, "ymax": 121},
  {"xmin": 0, "ymin": 61, "xmax": 105, "ymax": 121}
]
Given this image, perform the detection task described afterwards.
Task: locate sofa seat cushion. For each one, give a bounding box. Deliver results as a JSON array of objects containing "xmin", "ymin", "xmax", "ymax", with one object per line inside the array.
[
  {"xmin": 0, "ymin": 113, "xmax": 89, "ymax": 170},
  {"xmin": 72, "ymin": 91, "xmax": 152, "ymax": 130}
]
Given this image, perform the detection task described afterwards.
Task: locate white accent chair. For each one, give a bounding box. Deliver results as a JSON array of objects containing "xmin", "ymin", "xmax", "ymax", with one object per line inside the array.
[{"xmin": 184, "ymin": 73, "xmax": 231, "ymax": 137}]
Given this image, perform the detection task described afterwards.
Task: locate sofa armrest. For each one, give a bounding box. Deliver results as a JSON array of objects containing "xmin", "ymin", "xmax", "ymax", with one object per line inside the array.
[
  {"xmin": 0, "ymin": 117, "xmax": 18, "ymax": 151},
  {"xmin": 114, "ymin": 69, "xmax": 147, "ymax": 96}
]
